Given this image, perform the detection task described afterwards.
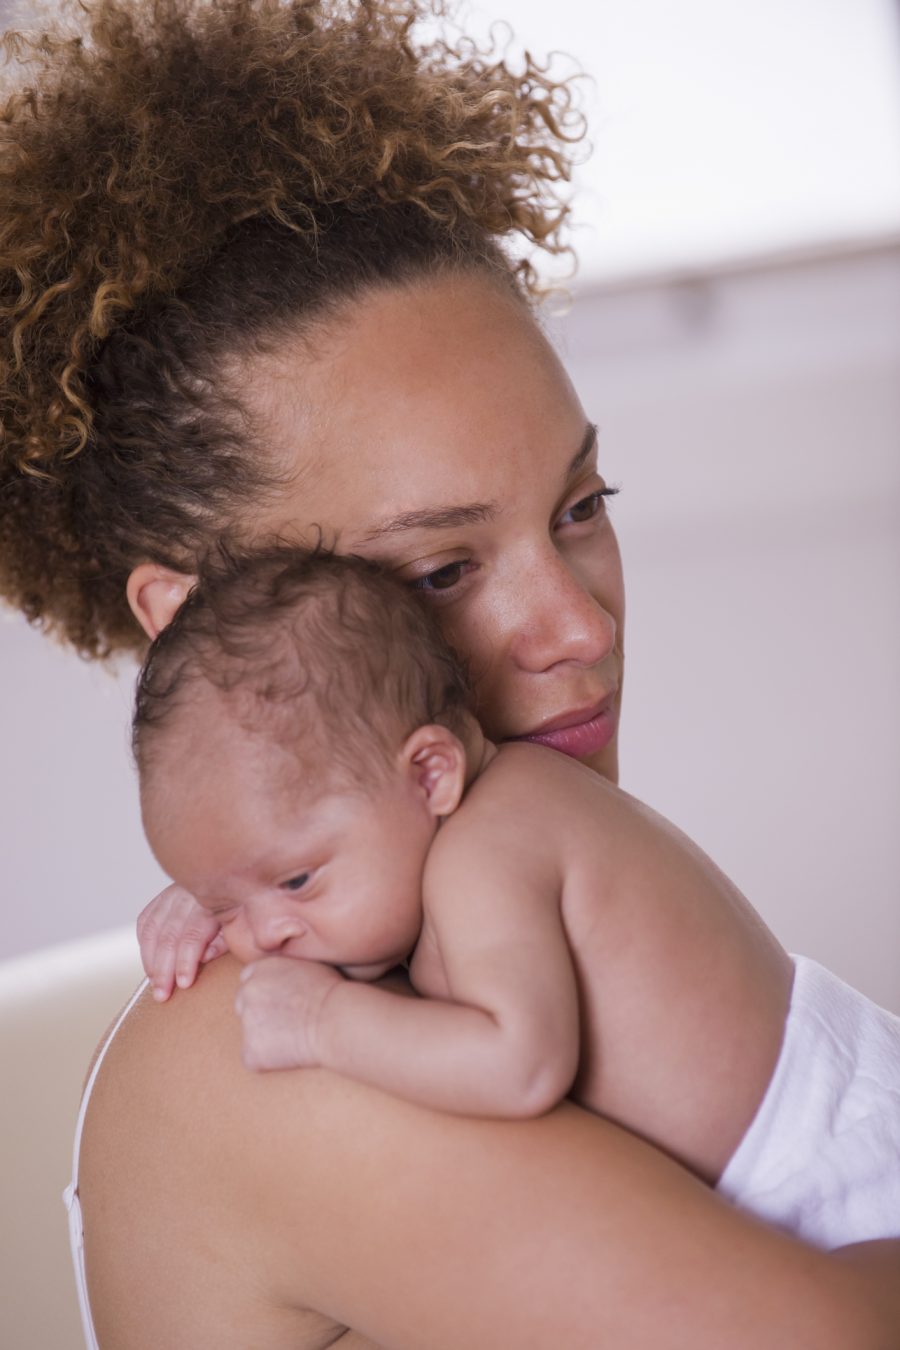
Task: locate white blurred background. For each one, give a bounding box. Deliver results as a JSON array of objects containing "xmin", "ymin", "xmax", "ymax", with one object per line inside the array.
[{"xmin": 2, "ymin": 0, "xmax": 899, "ymax": 1008}]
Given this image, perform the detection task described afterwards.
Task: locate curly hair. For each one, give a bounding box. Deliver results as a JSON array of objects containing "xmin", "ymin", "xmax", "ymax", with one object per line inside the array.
[
  {"xmin": 133, "ymin": 544, "xmax": 474, "ymax": 794},
  {"xmin": 0, "ymin": 0, "xmax": 584, "ymax": 657}
]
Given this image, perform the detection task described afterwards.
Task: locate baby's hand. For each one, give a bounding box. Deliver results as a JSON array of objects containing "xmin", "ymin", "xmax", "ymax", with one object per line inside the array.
[
  {"xmin": 137, "ymin": 883, "xmax": 228, "ymax": 1002},
  {"xmin": 235, "ymin": 956, "xmax": 343, "ymax": 1072}
]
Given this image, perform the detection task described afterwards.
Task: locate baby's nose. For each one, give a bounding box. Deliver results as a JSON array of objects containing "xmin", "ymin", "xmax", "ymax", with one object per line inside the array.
[{"xmin": 248, "ymin": 901, "xmax": 306, "ymax": 953}]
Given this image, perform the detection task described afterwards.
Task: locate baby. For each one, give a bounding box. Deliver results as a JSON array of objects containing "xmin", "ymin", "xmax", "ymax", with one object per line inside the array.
[{"xmin": 135, "ymin": 546, "xmax": 900, "ymax": 1250}]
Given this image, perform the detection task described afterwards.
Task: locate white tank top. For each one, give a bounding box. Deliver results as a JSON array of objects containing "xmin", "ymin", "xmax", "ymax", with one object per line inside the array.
[{"xmin": 62, "ymin": 980, "xmax": 149, "ymax": 1350}]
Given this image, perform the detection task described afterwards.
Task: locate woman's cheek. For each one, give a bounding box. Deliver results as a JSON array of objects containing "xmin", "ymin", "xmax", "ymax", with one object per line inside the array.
[
  {"xmin": 437, "ymin": 606, "xmax": 507, "ymax": 728},
  {"xmin": 467, "ymin": 653, "xmax": 513, "ymax": 743}
]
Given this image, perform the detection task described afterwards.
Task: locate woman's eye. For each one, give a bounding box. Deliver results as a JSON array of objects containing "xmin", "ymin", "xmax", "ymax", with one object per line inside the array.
[
  {"xmin": 412, "ymin": 561, "xmax": 467, "ymax": 594},
  {"xmin": 560, "ymin": 486, "xmax": 619, "ymax": 527},
  {"xmin": 282, "ymin": 872, "xmax": 310, "ymax": 892}
]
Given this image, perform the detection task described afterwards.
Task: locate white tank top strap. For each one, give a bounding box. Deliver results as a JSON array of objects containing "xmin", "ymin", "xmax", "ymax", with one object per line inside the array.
[{"xmin": 63, "ymin": 979, "xmax": 150, "ymax": 1350}]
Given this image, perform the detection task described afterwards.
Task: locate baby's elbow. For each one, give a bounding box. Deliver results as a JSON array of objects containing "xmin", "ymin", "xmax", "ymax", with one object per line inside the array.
[{"xmin": 506, "ymin": 1050, "xmax": 576, "ymax": 1119}]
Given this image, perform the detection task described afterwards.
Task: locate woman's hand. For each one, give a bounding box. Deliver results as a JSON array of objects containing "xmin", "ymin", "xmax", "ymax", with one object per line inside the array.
[
  {"xmin": 235, "ymin": 955, "xmax": 344, "ymax": 1072},
  {"xmin": 137, "ymin": 883, "xmax": 228, "ymax": 1002}
]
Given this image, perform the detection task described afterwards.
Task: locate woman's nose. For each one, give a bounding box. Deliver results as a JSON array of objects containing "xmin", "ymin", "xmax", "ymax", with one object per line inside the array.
[{"xmin": 509, "ymin": 552, "xmax": 618, "ymax": 674}]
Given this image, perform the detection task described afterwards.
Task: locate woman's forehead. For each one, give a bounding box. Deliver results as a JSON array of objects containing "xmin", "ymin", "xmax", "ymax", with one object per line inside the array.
[{"xmin": 246, "ymin": 273, "xmax": 591, "ymax": 540}]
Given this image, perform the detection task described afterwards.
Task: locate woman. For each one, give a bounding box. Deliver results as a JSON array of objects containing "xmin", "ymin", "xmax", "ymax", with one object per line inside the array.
[{"xmin": 2, "ymin": 1, "xmax": 899, "ymax": 1345}]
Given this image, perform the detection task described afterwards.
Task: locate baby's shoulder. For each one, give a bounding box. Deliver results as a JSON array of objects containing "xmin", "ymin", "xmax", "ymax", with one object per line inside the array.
[
  {"xmin": 460, "ymin": 743, "xmax": 668, "ymax": 852},
  {"xmin": 424, "ymin": 745, "xmax": 550, "ymax": 873},
  {"xmin": 467, "ymin": 741, "xmax": 613, "ymax": 819},
  {"xmin": 430, "ymin": 742, "xmax": 592, "ymax": 865}
]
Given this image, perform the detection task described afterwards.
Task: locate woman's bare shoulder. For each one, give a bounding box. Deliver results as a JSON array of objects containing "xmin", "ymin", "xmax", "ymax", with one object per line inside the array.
[
  {"xmin": 82, "ymin": 954, "xmax": 899, "ymax": 1350},
  {"xmin": 87, "ymin": 955, "xmax": 245, "ymax": 1116}
]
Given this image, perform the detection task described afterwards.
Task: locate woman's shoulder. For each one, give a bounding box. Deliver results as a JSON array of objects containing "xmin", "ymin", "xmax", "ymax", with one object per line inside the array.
[
  {"xmin": 78, "ymin": 955, "xmax": 887, "ymax": 1349},
  {"xmin": 118, "ymin": 953, "xmax": 243, "ymax": 1053},
  {"xmin": 91, "ymin": 955, "xmax": 245, "ymax": 1107},
  {"xmin": 80, "ymin": 956, "xmax": 394, "ymax": 1341},
  {"xmin": 83, "ymin": 955, "xmax": 260, "ymax": 1218}
]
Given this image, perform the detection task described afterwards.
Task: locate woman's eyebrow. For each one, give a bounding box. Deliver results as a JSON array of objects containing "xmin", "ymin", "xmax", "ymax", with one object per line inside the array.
[
  {"xmin": 360, "ymin": 422, "xmax": 598, "ymax": 543},
  {"xmin": 361, "ymin": 501, "xmax": 496, "ymax": 542}
]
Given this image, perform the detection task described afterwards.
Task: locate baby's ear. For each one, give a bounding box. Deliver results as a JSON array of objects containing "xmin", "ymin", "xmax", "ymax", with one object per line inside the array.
[
  {"xmin": 127, "ymin": 562, "xmax": 196, "ymax": 640},
  {"xmin": 400, "ymin": 725, "xmax": 467, "ymax": 819}
]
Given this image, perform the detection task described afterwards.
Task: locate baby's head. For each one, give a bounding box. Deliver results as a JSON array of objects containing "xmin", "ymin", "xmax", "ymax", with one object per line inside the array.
[{"xmin": 133, "ymin": 547, "xmax": 480, "ymax": 977}]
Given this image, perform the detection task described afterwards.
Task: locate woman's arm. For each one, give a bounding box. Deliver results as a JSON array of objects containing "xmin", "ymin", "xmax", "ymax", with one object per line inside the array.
[{"xmin": 85, "ymin": 956, "xmax": 900, "ymax": 1350}]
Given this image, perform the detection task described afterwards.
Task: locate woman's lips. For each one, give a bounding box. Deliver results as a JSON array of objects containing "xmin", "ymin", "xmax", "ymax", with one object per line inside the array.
[{"xmin": 512, "ymin": 696, "xmax": 618, "ymax": 760}]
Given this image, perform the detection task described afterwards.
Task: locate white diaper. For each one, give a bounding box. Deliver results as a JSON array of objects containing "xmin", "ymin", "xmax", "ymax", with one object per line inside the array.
[{"xmin": 717, "ymin": 955, "xmax": 900, "ymax": 1249}]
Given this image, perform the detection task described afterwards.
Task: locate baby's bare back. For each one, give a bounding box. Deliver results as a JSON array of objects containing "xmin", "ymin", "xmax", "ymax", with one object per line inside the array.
[{"xmin": 420, "ymin": 743, "xmax": 793, "ymax": 1182}]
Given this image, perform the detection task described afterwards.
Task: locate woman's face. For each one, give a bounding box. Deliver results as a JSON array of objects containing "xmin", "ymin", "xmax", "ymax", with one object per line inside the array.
[
  {"xmin": 249, "ymin": 273, "xmax": 624, "ymax": 781},
  {"xmin": 168, "ymin": 272, "xmax": 625, "ymax": 781}
]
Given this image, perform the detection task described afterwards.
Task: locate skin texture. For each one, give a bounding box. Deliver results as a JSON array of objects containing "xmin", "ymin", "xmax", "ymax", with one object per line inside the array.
[{"xmin": 83, "ymin": 273, "xmax": 900, "ymax": 1347}]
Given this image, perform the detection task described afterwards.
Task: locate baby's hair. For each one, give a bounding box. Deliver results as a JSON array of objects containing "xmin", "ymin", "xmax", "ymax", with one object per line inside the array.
[
  {"xmin": 133, "ymin": 545, "xmax": 474, "ymax": 793},
  {"xmin": 0, "ymin": 0, "xmax": 584, "ymax": 657}
]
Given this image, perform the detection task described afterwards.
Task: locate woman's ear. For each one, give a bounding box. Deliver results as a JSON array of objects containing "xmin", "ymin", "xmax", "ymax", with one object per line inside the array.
[
  {"xmin": 126, "ymin": 563, "xmax": 196, "ymax": 641},
  {"xmin": 400, "ymin": 725, "xmax": 468, "ymax": 819}
]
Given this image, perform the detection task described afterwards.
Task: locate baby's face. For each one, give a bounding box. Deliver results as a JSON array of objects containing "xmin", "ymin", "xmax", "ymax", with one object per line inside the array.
[{"xmin": 149, "ymin": 749, "xmax": 440, "ymax": 979}]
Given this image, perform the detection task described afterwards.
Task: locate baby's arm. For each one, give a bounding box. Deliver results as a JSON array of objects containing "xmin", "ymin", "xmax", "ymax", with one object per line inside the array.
[{"xmin": 238, "ymin": 830, "xmax": 580, "ymax": 1117}]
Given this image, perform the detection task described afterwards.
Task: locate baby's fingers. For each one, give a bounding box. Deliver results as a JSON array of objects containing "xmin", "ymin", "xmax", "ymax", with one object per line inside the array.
[
  {"xmin": 136, "ymin": 885, "xmax": 218, "ymax": 1001},
  {"xmin": 149, "ymin": 921, "xmax": 183, "ymax": 1001},
  {"xmin": 174, "ymin": 918, "xmax": 223, "ymax": 991},
  {"xmin": 137, "ymin": 886, "xmax": 182, "ymax": 998},
  {"xmin": 201, "ymin": 931, "xmax": 229, "ymax": 964}
]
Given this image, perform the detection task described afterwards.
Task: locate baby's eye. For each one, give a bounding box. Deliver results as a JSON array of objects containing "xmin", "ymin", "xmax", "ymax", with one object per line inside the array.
[
  {"xmin": 282, "ymin": 872, "xmax": 310, "ymax": 892},
  {"xmin": 412, "ymin": 561, "xmax": 469, "ymax": 594},
  {"xmin": 559, "ymin": 486, "xmax": 619, "ymax": 527}
]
